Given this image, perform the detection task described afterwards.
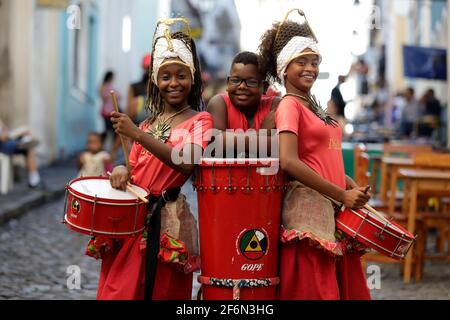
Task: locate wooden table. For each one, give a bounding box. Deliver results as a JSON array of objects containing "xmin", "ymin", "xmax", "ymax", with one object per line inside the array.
[
  {"xmin": 379, "ymin": 157, "xmax": 414, "ymax": 203},
  {"xmin": 398, "ymin": 168, "xmax": 450, "ymax": 283}
]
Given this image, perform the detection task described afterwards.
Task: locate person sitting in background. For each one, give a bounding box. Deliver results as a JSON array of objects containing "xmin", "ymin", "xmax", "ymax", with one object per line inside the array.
[
  {"xmin": 418, "ymin": 88, "xmax": 441, "ymax": 137},
  {"xmin": 77, "ymin": 132, "xmax": 111, "ymax": 177},
  {"xmin": 0, "ymin": 118, "xmax": 42, "ymax": 188},
  {"xmin": 399, "ymin": 87, "xmax": 421, "ymax": 138}
]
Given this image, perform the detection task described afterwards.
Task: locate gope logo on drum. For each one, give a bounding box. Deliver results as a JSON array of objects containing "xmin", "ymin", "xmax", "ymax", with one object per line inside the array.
[{"xmin": 237, "ymin": 229, "xmax": 268, "ymax": 260}]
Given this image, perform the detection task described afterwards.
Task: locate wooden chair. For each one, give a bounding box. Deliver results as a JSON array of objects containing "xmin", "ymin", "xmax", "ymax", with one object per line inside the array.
[
  {"xmin": 354, "ymin": 144, "xmax": 412, "ymax": 267},
  {"xmin": 372, "ymin": 143, "xmax": 434, "ymax": 211},
  {"xmin": 411, "ymin": 152, "xmax": 450, "ymax": 276}
]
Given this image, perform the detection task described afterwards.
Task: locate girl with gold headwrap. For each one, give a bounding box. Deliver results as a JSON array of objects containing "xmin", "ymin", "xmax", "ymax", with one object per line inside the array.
[
  {"xmin": 87, "ymin": 17, "xmax": 213, "ymax": 300},
  {"xmin": 258, "ymin": 9, "xmax": 371, "ymax": 300}
]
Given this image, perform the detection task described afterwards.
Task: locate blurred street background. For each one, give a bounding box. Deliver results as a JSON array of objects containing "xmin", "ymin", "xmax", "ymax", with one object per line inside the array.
[{"xmin": 0, "ymin": 0, "xmax": 449, "ymax": 300}]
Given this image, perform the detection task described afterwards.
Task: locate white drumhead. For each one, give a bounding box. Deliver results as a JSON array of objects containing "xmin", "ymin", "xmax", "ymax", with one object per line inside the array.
[{"xmin": 71, "ymin": 179, "xmax": 148, "ymax": 200}]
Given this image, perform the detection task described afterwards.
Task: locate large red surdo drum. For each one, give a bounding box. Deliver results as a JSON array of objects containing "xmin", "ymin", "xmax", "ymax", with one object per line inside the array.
[
  {"xmin": 194, "ymin": 158, "xmax": 287, "ymax": 300},
  {"xmin": 63, "ymin": 177, "xmax": 149, "ymax": 238}
]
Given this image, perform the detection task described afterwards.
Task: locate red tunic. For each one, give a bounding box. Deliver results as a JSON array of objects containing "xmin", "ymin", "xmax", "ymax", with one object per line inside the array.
[
  {"xmin": 96, "ymin": 112, "xmax": 213, "ymax": 300},
  {"xmin": 276, "ymin": 96, "xmax": 370, "ymax": 300},
  {"xmin": 221, "ymin": 93, "xmax": 275, "ymax": 130}
]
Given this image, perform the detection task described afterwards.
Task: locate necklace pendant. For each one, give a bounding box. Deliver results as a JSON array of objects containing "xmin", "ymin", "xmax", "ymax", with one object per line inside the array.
[{"xmin": 148, "ymin": 121, "xmax": 171, "ymax": 143}]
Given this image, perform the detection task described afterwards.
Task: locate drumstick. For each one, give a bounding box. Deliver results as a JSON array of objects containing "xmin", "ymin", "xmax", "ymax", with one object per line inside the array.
[
  {"xmin": 106, "ymin": 171, "xmax": 149, "ymax": 204},
  {"xmin": 125, "ymin": 183, "xmax": 149, "ymax": 204},
  {"xmin": 364, "ymin": 204, "xmax": 392, "ymax": 225},
  {"xmin": 110, "ymin": 90, "xmax": 130, "ymax": 169},
  {"xmin": 361, "ymin": 185, "xmax": 392, "ymax": 225}
]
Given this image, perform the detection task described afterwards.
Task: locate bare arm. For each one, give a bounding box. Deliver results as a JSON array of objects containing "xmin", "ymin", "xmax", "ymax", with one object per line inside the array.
[
  {"xmin": 207, "ymin": 95, "xmax": 227, "ymax": 131},
  {"xmin": 111, "ymin": 112, "xmax": 201, "ymax": 176},
  {"xmin": 207, "ymin": 95, "xmax": 276, "ymax": 157},
  {"xmin": 345, "ymin": 175, "xmax": 357, "ymax": 190}
]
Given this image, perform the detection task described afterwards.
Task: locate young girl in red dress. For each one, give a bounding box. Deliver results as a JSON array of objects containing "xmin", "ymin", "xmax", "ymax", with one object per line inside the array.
[
  {"xmin": 86, "ymin": 18, "xmax": 213, "ymax": 300},
  {"xmin": 258, "ymin": 10, "xmax": 372, "ymax": 300}
]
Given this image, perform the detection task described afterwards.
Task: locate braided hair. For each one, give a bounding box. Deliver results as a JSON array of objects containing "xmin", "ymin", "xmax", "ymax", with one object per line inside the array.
[
  {"xmin": 145, "ymin": 31, "xmax": 203, "ymax": 124},
  {"xmin": 258, "ymin": 18, "xmax": 338, "ymax": 127},
  {"xmin": 258, "ymin": 21, "xmax": 315, "ymax": 84}
]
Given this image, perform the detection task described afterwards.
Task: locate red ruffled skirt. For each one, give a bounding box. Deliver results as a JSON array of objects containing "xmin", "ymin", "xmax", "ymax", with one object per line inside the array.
[
  {"xmin": 95, "ymin": 234, "xmax": 193, "ymax": 300},
  {"xmin": 277, "ymin": 239, "xmax": 371, "ymax": 300}
]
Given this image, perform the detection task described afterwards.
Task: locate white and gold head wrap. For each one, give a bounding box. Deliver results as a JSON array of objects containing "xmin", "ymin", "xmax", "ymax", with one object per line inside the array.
[
  {"xmin": 151, "ymin": 18, "xmax": 196, "ymax": 85},
  {"xmin": 276, "ymin": 36, "xmax": 321, "ymax": 86},
  {"xmin": 273, "ymin": 9, "xmax": 321, "ymax": 86}
]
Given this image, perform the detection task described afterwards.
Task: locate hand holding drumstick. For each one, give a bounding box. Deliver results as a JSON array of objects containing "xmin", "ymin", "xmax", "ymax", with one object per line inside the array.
[
  {"xmin": 107, "ymin": 169, "xmax": 148, "ymax": 204},
  {"xmin": 361, "ymin": 185, "xmax": 392, "ymax": 225}
]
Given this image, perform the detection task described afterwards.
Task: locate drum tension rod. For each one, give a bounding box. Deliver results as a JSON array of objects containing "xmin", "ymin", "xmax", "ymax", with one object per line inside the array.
[
  {"xmin": 90, "ymin": 195, "xmax": 98, "ymax": 236},
  {"xmin": 62, "ymin": 185, "xmax": 69, "ymax": 224},
  {"xmin": 210, "ymin": 165, "xmax": 219, "ymax": 193}
]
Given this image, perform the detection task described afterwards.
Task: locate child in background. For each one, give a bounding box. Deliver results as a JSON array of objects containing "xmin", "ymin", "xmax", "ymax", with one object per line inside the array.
[{"xmin": 77, "ymin": 132, "xmax": 111, "ymax": 177}]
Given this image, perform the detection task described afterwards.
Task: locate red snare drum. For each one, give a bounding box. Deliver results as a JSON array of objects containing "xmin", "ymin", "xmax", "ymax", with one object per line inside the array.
[
  {"xmin": 63, "ymin": 177, "xmax": 149, "ymax": 238},
  {"xmin": 194, "ymin": 158, "xmax": 287, "ymax": 300},
  {"xmin": 335, "ymin": 207, "xmax": 415, "ymax": 260}
]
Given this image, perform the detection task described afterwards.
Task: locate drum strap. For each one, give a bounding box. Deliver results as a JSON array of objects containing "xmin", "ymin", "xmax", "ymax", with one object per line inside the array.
[{"xmin": 144, "ymin": 187, "xmax": 181, "ymax": 301}]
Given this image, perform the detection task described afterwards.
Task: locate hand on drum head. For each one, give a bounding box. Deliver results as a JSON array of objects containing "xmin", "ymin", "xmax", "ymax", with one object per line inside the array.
[
  {"xmin": 109, "ymin": 165, "xmax": 130, "ymax": 191},
  {"xmin": 342, "ymin": 188, "xmax": 371, "ymax": 209}
]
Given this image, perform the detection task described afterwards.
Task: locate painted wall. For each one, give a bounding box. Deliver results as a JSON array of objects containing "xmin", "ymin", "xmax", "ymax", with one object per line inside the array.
[{"xmin": 55, "ymin": 0, "xmax": 160, "ymax": 160}]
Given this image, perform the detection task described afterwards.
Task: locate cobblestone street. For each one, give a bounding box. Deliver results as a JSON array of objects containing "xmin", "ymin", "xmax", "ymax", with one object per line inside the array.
[
  {"xmin": 0, "ymin": 187, "xmax": 449, "ymax": 300},
  {"xmin": 0, "ymin": 198, "xmax": 100, "ymax": 300}
]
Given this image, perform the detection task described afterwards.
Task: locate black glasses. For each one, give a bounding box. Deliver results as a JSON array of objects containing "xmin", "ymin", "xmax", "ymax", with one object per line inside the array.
[{"xmin": 227, "ymin": 77, "xmax": 260, "ymax": 88}]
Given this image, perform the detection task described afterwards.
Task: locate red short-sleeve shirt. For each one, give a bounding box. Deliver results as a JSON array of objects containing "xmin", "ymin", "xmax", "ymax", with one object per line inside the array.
[
  {"xmin": 129, "ymin": 111, "xmax": 213, "ymax": 195},
  {"xmin": 221, "ymin": 93, "xmax": 275, "ymax": 130},
  {"xmin": 276, "ymin": 96, "xmax": 346, "ymax": 189}
]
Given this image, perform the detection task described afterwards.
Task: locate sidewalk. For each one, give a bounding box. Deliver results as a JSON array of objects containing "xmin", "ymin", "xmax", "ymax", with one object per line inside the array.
[{"xmin": 0, "ymin": 158, "xmax": 78, "ymax": 226}]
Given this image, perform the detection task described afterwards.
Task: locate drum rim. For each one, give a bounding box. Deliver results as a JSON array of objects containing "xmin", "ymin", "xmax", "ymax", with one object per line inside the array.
[
  {"xmin": 64, "ymin": 214, "xmax": 145, "ymax": 236},
  {"xmin": 67, "ymin": 176, "xmax": 150, "ymax": 204},
  {"xmin": 335, "ymin": 220, "xmax": 409, "ymax": 259},
  {"xmin": 199, "ymin": 158, "xmax": 279, "ymax": 167},
  {"xmin": 338, "ymin": 207, "xmax": 415, "ymax": 239}
]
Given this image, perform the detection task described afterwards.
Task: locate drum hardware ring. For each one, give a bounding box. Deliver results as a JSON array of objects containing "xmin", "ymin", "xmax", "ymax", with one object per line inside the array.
[
  {"xmin": 67, "ymin": 190, "xmax": 143, "ymax": 206},
  {"xmin": 90, "ymin": 195, "xmax": 98, "ymax": 236}
]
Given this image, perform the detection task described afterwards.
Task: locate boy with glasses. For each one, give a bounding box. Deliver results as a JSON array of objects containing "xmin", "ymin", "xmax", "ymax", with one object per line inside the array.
[{"xmin": 207, "ymin": 51, "xmax": 280, "ymax": 157}]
